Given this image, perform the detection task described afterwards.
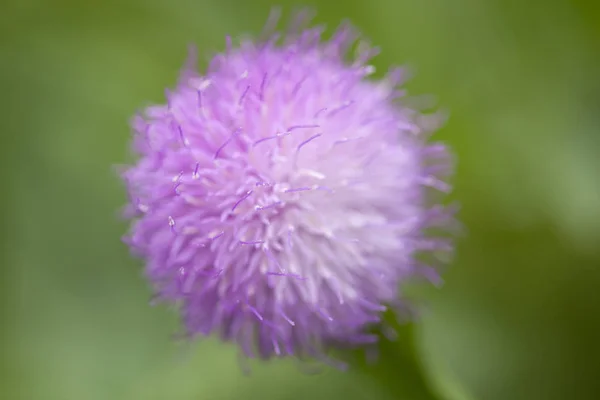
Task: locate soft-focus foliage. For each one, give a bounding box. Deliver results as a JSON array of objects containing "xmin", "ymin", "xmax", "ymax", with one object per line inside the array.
[{"xmin": 1, "ymin": 1, "xmax": 599, "ymax": 400}]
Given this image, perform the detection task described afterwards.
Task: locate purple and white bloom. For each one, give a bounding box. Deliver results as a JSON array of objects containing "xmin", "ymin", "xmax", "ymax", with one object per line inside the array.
[{"xmin": 122, "ymin": 10, "xmax": 455, "ymax": 362}]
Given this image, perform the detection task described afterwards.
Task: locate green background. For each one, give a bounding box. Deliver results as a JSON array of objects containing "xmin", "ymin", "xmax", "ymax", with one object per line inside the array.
[{"xmin": 2, "ymin": 0, "xmax": 599, "ymax": 399}]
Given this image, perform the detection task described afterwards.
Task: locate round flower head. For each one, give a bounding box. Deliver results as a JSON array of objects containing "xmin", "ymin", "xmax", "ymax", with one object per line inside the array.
[{"xmin": 122, "ymin": 10, "xmax": 455, "ymax": 363}]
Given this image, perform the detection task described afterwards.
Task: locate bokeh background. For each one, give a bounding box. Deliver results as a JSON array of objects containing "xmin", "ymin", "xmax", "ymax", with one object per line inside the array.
[{"xmin": 2, "ymin": 0, "xmax": 599, "ymax": 399}]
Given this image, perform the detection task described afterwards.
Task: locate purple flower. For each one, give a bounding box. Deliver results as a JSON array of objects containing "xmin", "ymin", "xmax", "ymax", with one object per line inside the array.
[{"xmin": 122, "ymin": 10, "xmax": 455, "ymax": 363}]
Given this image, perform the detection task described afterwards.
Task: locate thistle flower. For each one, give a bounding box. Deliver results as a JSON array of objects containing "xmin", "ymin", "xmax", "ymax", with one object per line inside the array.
[{"xmin": 122, "ymin": 10, "xmax": 455, "ymax": 363}]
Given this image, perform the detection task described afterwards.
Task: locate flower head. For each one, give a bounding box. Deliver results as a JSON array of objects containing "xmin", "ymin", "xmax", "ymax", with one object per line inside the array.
[{"xmin": 122, "ymin": 10, "xmax": 455, "ymax": 363}]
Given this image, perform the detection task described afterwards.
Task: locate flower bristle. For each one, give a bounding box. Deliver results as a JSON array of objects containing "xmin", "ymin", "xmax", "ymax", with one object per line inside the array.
[{"xmin": 121, "ymin": 9, "xmax": 455, "ymax": 365}]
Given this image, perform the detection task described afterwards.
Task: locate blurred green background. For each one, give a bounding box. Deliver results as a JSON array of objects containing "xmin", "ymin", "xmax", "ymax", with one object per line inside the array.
[{"xmin": 2, "ymin": 0, "xmax": 599, "ymax": 399}]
